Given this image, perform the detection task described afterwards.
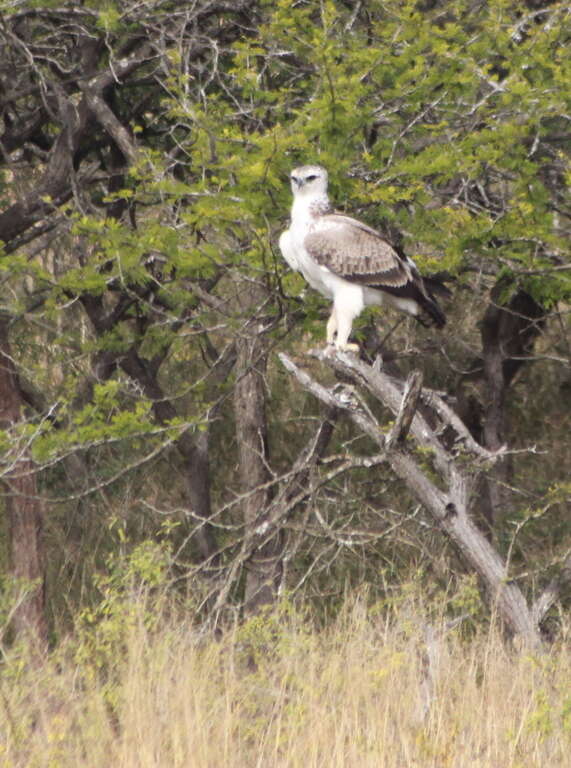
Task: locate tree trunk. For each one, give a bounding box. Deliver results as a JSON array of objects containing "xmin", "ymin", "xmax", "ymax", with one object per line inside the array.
[
  {"xmin": 0, "ymin": 316, "xmax": 48, "ymax": 650},
  {"xmin": 234, "ymin": 333, "xmax": 282, "ymax": 612},
  {"xmin": 119, "ymin": 347, "xmax": 221, "ymax": 564},
  {"xmin": 456, "ymin": 285, "xmax": 546, "ymax": 529}
]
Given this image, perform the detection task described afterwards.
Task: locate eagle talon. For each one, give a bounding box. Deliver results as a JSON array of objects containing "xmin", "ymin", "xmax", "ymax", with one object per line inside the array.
[
  {"xmin": 323, "ymin": 342, "xmax": 337, "ymax": 357},
  {"xmin": 337, "ymin": 343, "xmax": 360, "ymax": 354}
]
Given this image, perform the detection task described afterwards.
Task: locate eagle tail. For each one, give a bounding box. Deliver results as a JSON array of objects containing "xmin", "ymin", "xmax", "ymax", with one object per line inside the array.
[
  {"xmin": 422, "ymin": 271, "xmax": 454, "ymax": 298},
  {"xmin": 417, "ymin": 289, "xmax": 446, "ymax": 329}
]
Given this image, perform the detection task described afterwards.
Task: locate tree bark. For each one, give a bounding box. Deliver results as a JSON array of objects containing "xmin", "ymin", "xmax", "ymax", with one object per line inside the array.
[
  {"xmin": 0, "ymin": 316, "xmax": 48, "ymax": 650},
  {"xmin": 234, "ymin": 333, "xmax": 283, "ymax": 612}
]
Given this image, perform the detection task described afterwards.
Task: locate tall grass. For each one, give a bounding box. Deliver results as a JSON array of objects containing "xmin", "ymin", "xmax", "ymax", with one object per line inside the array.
[{"xmin": 1, "ymin": 593, "xmax": 570, "ymax": 767}]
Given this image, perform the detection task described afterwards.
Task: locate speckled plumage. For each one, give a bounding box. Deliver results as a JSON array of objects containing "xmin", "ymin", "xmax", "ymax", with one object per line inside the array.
[{"xmin": 304, "ymin": 214, "xmax": 411, "ymax": 288}]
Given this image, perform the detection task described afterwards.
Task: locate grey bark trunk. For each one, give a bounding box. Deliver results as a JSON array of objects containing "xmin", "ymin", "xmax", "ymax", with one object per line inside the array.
[{"xmin": 234, "ymin": 334, "xmax": 283, "ymax": 612}]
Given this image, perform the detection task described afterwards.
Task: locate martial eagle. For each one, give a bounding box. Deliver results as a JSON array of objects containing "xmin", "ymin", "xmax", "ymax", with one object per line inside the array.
[{"xmin": 279, "ymin": 164, "xmax": 446, "ymax": 351}]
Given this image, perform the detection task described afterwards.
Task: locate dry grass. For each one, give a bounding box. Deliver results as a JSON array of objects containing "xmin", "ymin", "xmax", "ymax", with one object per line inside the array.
[{"xmin": 1, "ymin": 596, "xmax": 570, "ymax": 768}]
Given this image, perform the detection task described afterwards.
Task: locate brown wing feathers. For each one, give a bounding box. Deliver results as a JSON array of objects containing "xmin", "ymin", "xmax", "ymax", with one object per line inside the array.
[
  {"xmin": 303, "ymin": 214, "xmax": 411, "ymax": 288},
  {"xmin": 304, "ymin": 214, "xmax": 447, "ymax": 329}
]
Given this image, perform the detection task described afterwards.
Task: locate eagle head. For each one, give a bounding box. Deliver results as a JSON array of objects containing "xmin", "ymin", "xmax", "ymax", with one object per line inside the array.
[{"xmin": 290, "ymin": 165, "xmax": 329, "ymax": 197}]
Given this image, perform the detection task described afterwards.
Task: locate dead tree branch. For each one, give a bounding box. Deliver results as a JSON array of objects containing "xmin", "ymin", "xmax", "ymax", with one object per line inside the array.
[{"xmin": 280, "ymin": 350, "xmax": 545, "ymax": 648}]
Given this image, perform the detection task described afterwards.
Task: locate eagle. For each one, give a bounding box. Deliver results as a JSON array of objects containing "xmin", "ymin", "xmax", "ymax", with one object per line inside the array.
[{"xmin": 279, "ymin": 164, "xmax": 447, "ymax": 351}]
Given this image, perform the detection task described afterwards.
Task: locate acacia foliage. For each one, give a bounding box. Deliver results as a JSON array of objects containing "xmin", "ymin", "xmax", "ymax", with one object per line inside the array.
[{"xmin": 0, "ymin": 0, "xmax": 569, "ymax": 633}]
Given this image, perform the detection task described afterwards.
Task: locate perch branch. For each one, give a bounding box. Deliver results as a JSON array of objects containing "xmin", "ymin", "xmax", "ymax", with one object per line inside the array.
[{"xmin": 280, "ymin": 351, "xmax": 543, "ymax": 648}]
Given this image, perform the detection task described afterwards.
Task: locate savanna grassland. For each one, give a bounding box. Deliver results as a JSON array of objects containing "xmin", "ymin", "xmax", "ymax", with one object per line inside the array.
[{"xmin": 2, "ymin": 591, "xmax": 570, "ymax": 768}]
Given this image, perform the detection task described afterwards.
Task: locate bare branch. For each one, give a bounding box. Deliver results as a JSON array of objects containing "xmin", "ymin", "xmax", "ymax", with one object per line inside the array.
[
  {"xmin": 280, "ymin": 351, "xmax": 543, "ymax": 647},
  {"xmin": 80, "ymin": 87, "xmax": 139, "ymax": 164}
]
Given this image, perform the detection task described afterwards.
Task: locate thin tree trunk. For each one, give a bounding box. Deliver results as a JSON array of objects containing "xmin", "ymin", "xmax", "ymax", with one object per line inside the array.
[
  {"xmin": 119, "ymin": 347, "xmax": 221, "ymax": 564},
  {"xmin": 210, "ymin": 406, "xmax": 337, "ymax": 618},
  {"xmin": 0, "ymin": 315, "xmax": 48, "ymax": 649},
  {"xmin": 456, "ymin": 286, "xmax": 546, "ymax": 530},
  {"xmin": 234, "ymin": 334, "xmax": 283, "ymax": 612}
]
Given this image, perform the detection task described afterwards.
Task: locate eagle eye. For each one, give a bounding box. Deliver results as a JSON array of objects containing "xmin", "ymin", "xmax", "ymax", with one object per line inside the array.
[{"xmin": 306, "ymin": 174, "xmax": 317, "ymax": 182}]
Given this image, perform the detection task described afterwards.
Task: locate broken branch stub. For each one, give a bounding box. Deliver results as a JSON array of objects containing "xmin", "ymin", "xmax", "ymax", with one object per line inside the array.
[{"xmin": 386, "ymin": 370, "xmax": 423, "ymax": 449}]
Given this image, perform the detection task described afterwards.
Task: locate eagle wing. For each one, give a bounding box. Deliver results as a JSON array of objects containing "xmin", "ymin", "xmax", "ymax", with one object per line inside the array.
[{"xmin": 303, "ymin": 213, "xmax": 415, "ymax": 289}]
